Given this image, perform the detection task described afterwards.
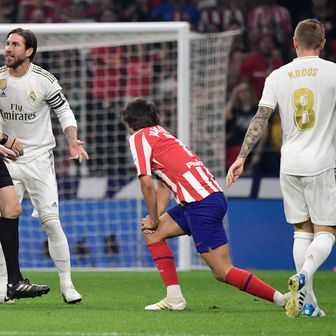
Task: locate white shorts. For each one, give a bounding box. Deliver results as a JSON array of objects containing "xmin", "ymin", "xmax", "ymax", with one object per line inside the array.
[
  {"xmin": 280, "ymin": 168, "xmax": 336, "ymax": 226},
  {"xmin": 6, "ymin": 150, "xmax": 59, "ymax": 216}
]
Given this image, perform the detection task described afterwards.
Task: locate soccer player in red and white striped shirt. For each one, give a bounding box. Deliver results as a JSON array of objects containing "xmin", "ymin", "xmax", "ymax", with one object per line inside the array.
[{"xmin": 122, "ymin": 98, "xmax": 288, "ymax": 311}]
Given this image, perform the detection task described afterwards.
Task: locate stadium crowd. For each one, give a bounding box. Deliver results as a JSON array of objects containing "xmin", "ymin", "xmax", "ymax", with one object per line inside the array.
[{"xmin": 1, "ymin": 0, "xmax": 336, "ymax": 177}]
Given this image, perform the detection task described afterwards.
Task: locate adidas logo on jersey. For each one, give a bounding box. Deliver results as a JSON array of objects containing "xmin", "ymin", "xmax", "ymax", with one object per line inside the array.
[
  {"xmin": 51, "ymin": 202, "xmax": 58, "ymax": 208},
  {"xmin": 0, "ymin": 91, "xmax": 6, "ymax": 97}
]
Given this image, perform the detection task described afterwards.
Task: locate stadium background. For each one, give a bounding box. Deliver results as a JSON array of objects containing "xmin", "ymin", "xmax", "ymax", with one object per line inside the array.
[{"xmin": 1, "ymin": 0, "xmax": 335, "ymax": 271}]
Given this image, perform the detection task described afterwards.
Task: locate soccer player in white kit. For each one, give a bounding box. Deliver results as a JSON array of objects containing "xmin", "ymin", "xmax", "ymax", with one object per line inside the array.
[
  {"xmin": 0, "ymin": 28, "xmax": 89, "ymax": 303},
  {"xmin": 227, "ymin": 19, "xmax": 336, "ymax": 318}
]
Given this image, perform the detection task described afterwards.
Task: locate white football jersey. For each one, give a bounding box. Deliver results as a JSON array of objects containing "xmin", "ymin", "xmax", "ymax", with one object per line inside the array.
[
  {"xmin": 259, "ymin": 56, "xmax": 336, "ymax": 176},
  {"xmin": 0, "ymin": 63, "xmax": 77, "ymax": 162}
]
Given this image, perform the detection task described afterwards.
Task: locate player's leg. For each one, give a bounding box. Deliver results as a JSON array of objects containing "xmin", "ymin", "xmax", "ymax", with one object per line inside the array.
[
  {"xmin": 0, "ymin": 161, "xmax": 49, "ymax": 301},
  {"xmin": 292, "ymin": 220, "xmax": 317, "ymax": 315},
  {"xmin": 0, "ymin": 184, "xmax": 23, "ymax": 287},
  {"xmin": 280, "ymin": 173, "xmax": 313, "ymax": 317},
  {"xmin": 0, "ymin": 245, "xmax": 7, "ymax": 300},
  {"xmin": 143, "ymin": 210, "xmax": 187, "ymax": 310},
  {"xmin": 285, "ymin": 170, "xmax": 336, "ymax": 317},
  {"xmin": 297, "ymin": 225, "xmax": 335, "ymax": 316},
  {"xmin": 23, "ymin": 153, "xmax": 81, "ymax": 304},
  {"xmin": 200, "ymin": 243, "xmax": 286, "ymax": 307},
  {"xmin": 0, "ymin": 163, "xmax": 26, "ymax": 301},
  {"xmin": 185, "ymin": 192, "xmax": 287, "ymax": 308}
]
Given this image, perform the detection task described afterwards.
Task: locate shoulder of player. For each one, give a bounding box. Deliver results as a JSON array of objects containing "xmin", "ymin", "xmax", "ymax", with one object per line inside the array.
[
  {"xmin": 132, "ymin": 127, "xmax": 161, "ymax": 143},
  {"xmin": 31, "ymin": 64, "xmax": 58, "ymax": 84}
]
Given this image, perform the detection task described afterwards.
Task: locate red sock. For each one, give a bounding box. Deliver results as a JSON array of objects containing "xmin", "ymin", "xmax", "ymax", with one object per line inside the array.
[
  {"xmin": 226, "ymin": 267, "xmax": 275, "ymax": 302},
  {"xmin": 147, "ymin": 241, "xmax": 179, "ymax": 287}
]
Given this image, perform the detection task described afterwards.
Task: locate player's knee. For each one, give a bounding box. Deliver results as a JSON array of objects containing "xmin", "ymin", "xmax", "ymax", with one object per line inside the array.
[
  {"xmin": 2, "ymin": 202, "xmax": 22, "ymax": 219},
  {"xmin": 40, "ymin": 213, "xmax": 62, "ymax": 234}
]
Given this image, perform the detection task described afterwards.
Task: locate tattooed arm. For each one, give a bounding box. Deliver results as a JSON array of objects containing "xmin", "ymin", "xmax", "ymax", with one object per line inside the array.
[
  {"xmin": 226, "ymin": 106, "xmax": 273, "ymax": 187},
  {"xmin": 239, "ymin": 106, "xmax": 273, "ymax": 159}
]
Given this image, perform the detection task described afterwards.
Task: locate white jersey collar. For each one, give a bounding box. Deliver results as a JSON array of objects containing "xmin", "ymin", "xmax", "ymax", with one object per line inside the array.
[{"xmin": 294, "ymin": 56, "xmax": 320, "ymax": 61}]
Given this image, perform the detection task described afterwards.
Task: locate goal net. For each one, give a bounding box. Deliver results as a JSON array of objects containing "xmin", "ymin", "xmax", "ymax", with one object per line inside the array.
[{"xmin": 0, "ymin": 23, "xmax": 236, "ymax": 269}]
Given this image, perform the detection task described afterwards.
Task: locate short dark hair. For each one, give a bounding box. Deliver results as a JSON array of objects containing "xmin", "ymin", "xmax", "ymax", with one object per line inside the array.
[
  {"xmin": 122, "ymin": 98, "xmax": 160, "ymax": 131},
  {"xmin": 295, "ymin": 19, "xmax": 325, "ymax": 50},
  {"xmin": 7, "ymin": 28, "xmax": 37, "ymax": 61}
]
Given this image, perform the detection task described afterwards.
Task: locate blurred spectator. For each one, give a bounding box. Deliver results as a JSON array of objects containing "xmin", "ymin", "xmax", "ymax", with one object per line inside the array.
[
  {"xmin": 153, "ymin": 0, "xmax": 200, "ymax": 31},
  {"xmin": 95, "ymin": 0, "xmax": 121, "ymax": 22},
  {"xmin": 240, "ymin": 33, "xmax": 284, "ymax": 99},
  {"xmin": 97, "ymin": 8, "xmax": 118, "ymax": 22},
  {"xmin": 226, "ymin": 48, "xmax": 245, "ymax": 96},
  {"xmin": 0, "ymin": 0, "xmax": 18, "ymax": 23},
  {"xmin": 197, "ymin": 0, "xmax": 216, "ymax": 10},
  {"xmin": 155, "ymin": 44, "xmax": 178, "ymax": 132},
  {"xmin": 226, "ymin": 19, "xmax": 246, "ymax": 52},
  {"xmin": 225, "ymin": 82, "xmax": 264, "ymax": 174},
  {"xmin": 258, "ymin": 110, "xmax": 281, "ymax": 176},
  {"xmin": 125, "ymin": 44, "xmax": 154, "ymax": 100},
  {"xmin": 297, "ymin": 0, "xmax": 336, "ymax": 60},
  {"xmin": 121, "ymin": 0, "xmax": 153, "ymax": 22},
  {"xmin": 17, "ymin": 0, "xmax": 71, "ymax": 22},
  {"xmin": 298, "ymin": 0, "xmax": 335, "ymax": 36},
  {"xmin": 88, "ymin": 45, "xmax": 127, "ymax": 175},
  {"xmin": 247, "ymin": 0, "xmax": 292, "ymax": 57},
  {"xmin": 198, "ymin": 0, "xmax": 244, "ymax": 33},
  {"xmin": 68, "ymin": 0, "xmax": 97, "ymax": 22},
  {"xmin": 29, "ymin": 8, "xmax": 46, "ymax": 23}
]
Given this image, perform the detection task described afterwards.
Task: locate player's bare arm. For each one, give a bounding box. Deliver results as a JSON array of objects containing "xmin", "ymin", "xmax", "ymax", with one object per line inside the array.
[
  {"xmin": 157, "ymin": 180, "xmax": 171, "ymax": 216},
  {"xmin": 239, "ymin": 106, "xmax": 273, "ymax": 159},
  {"xmin": 140, "ymin": 175, "xmax": 160, "ymax": 232},
  {"xmin": 226, "ymin": 106, "xmax": 273, "ymax": 187},
  {"xmin": 0, "ymin": 132, "xmax": 23, "ymax": 157},
  {"xmin": 64, "ymin": 126, "xmax": 89, "ymax": 162}
]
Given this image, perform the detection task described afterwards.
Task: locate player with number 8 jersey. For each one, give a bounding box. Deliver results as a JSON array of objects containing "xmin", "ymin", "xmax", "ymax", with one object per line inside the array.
[{"xmin": 226, "ymin": 19, "xmax": 336, "ymax": 318}]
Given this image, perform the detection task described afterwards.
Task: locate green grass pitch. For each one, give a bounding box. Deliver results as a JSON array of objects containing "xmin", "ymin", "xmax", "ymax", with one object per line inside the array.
[{"xmin": 0, "ymin": 270, "xmax": 334, "ymax": 336}]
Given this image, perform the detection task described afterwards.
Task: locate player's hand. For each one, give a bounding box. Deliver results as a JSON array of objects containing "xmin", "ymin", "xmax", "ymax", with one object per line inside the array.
[
  {"xmin": 141, "ymin": 215, "xmax": 159, "ymax": 234},
  {"xmin": 69, "ymin": 139, "xmax": 89, "ymax": 162},
  {"xmin": 226, "ymin": 156, "xmax": 245, "ymax": 187},
  {"xmin": 4, "ymin": 136, "xmax": 24, "ymax": 157},
  {"xmin": 0, "ymin": 145, "xmax": 18, "ymax": 162}
]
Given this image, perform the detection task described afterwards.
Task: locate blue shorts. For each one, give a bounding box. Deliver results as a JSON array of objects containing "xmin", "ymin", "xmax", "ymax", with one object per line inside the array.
[{"xmin": 167, "ymin": 192, "xmax": 228, "ymax": 253}]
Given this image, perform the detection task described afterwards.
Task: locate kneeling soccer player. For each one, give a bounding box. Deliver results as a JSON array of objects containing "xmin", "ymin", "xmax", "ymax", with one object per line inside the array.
[{"xmin": 121, "ymin": 98, "xmax": 288, "ymax": 311}]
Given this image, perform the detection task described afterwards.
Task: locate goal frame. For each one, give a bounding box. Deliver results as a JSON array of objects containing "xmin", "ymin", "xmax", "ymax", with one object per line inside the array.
[{"xmin": 0, "ymin": 22, "xmax": 192, "ymax": 270}]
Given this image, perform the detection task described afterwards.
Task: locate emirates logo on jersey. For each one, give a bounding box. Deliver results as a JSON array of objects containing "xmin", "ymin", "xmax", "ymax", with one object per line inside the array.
[
  {"xmin": 28, "ymin": 91, "xmax": 37, "ymax": 102},
  {"xmin": 0, "ymin": 79, "xmax": 7, "ymax": 90}
]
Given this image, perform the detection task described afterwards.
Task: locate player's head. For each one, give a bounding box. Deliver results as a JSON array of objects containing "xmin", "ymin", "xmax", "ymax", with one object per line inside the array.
[
  {"xmin": 122, "ymin": 98, "xmax": 160, "ymax": 132},
  {"xmin": 294, "ymin": 19, "xmax": 325, "ymax": 52},
  {"xmin": 5, "ymin": 28, "xmax": 37, "ymax": 68}
]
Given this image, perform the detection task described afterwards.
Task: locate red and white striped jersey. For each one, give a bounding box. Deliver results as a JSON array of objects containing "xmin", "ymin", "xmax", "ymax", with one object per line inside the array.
[{"xmin": 129, "ymin": 125, "xmax": 222, "ymax": 204}]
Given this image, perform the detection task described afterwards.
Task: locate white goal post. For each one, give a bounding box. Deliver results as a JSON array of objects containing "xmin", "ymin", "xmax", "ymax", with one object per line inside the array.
[{"xmin": 0, "ymin": 22, "xmax": 237, "ymax": 270}]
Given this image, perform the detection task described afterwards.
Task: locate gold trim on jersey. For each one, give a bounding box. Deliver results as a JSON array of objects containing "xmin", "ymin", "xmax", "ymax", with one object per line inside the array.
[{"xmin": 0, "ymin": 79, "xmax": 7, "ymax": 90}]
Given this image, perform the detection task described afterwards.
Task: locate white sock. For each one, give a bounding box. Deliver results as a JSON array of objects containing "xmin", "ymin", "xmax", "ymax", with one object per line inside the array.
[
  {"xmin": 293, "ymin": 231, "xmax": 316, "ymax": 302},
  {"xmin": 166, "ymin": 285, "xmax": 183, "ymax": 300},
  {"xmin": 41, "ymin": 216, "xmax": 73, "ymax": 288},
  {"xmin": 293, "ymin": 232, "xmax": 313, "ymax": 271},
  {"xmin": 273, "ymin": 290, "xmax": 286, "ymax": 307},
  {"xmin": 301, "ymin": 232, "xmax": 335, "ymax": 282}
]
